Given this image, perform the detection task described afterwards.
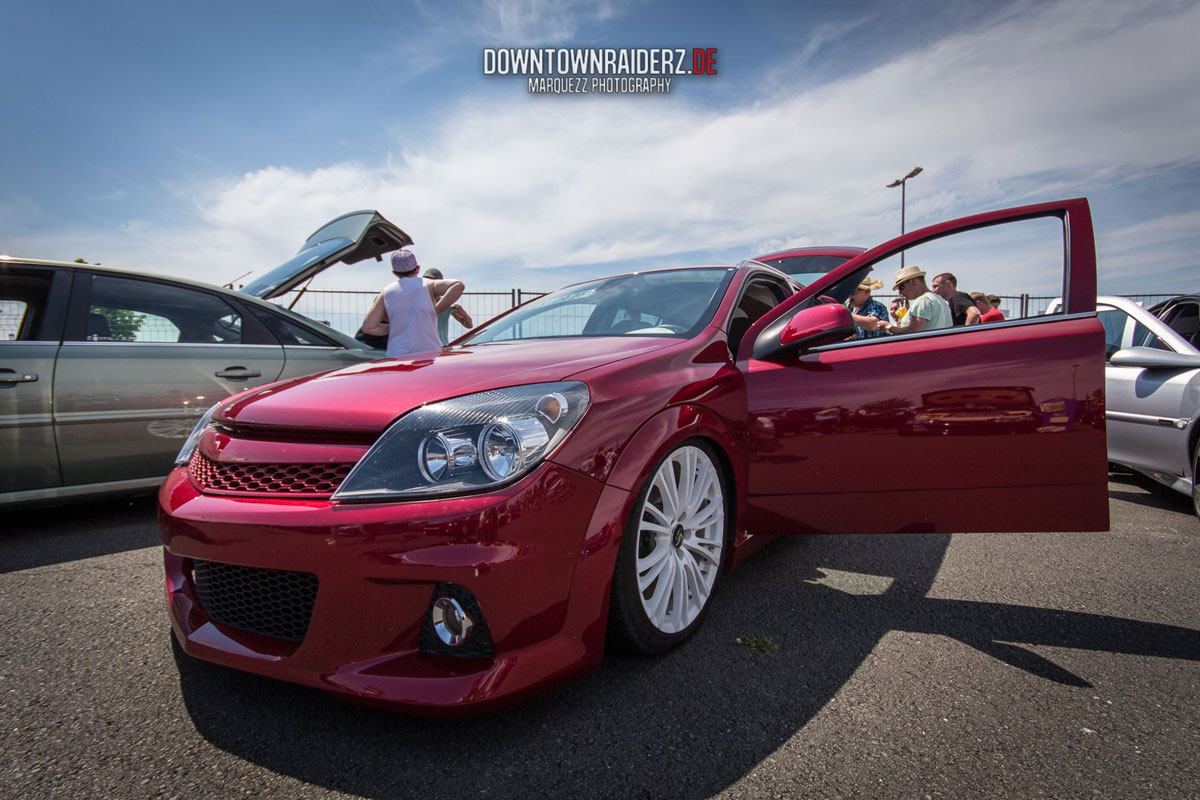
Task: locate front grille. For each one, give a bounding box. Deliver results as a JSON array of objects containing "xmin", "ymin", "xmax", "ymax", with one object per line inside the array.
[
  {"xmin": 192, "ymin": 560, "xmax": 318, "ymax": 642},
  {"xmin": 189, "ymin": 451, "xmax": 353, "ymax": 496}
]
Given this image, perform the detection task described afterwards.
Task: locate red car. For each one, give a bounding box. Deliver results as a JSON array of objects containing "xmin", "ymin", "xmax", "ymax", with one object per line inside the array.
[{"xmin": 160, "ymin": 199, "xmax": 1109, "ymax": 714}]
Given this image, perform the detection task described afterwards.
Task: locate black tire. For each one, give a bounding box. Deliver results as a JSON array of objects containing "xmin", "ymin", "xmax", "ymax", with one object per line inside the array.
[
  {"xmin": 608, "ymin": 439, "xmax": 731, "ymax": 655},
  {"xmin": 1192, "ymin": 440, "xmax": 1200, "ymax": 521}
]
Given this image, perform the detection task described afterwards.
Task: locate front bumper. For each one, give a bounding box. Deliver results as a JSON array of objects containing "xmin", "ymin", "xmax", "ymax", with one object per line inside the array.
[{"xmin": 159, "ymin": 460, "xmax": 629, "ymax": 715}]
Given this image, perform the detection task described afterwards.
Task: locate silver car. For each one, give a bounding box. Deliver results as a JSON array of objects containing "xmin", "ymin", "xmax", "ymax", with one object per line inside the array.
[
  {"xmin": 1049, "ymin": 295, "xmax": 1200, "ymax": 518},
  {"xmin": 0, "ymin": 210, "xmax": 410, "ymax": 507}
]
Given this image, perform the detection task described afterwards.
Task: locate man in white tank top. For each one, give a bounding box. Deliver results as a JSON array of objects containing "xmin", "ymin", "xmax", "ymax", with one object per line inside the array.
[{"xmin": 362, "ymin": 250, "xmax": 466, "ymax": 358}]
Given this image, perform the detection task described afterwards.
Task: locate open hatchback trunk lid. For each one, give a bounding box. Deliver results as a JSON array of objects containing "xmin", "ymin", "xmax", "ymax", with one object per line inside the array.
[{"xmin": 240, "ymin": 210, "xmax": 413, "ymax": 300}]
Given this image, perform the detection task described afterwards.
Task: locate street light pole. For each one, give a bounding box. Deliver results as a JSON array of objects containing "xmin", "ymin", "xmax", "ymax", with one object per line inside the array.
[{"xmin": 886, "ymin": 166, "xmax": 923, "ymax": 267}]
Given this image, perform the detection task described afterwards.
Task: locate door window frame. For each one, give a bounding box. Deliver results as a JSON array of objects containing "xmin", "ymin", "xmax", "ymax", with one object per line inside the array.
[
  {"xmin": 63, "ymin": 271, "xmax": 279, "ymax": 346},
  {"xmin": 742, "ymin": 199, "xmax": 1098, "ymax": 363},
  {"xmin": 0, "ymin": 264, "xmax": 72, "ymax": 344}
]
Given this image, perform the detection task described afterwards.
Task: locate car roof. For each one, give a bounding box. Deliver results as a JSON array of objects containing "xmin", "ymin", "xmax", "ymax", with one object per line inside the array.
[
  {"xmin": 0, "ymin": 255, "xmax": 251, "ymax": 295},
  {"xmin": 1148, "ymin": 294, "xmax": 1200, "ymax": 313},
  {"xmin": 528, "ymin": 261, "xmax": 800, "ymax": 299},
  {"xmin": 754, "ymin": 245, "xmax": 866, "ymax": 261}
]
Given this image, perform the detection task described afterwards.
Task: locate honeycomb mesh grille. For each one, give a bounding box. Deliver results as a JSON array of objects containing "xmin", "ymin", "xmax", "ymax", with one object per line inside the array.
[
  {"xmin": 192, "ymin": 560, "xmax": 318, "ymax": 642},
  {"xmin": 419, "ymin": 583, "xmax": 495, "ymax": 659},
  {"xmin": 189, "ymin": 451, "xmax": 353, "ymax": 495}
]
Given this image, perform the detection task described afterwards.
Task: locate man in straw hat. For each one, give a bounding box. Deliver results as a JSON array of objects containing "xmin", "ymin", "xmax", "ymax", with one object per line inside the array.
[
  {"xmin": 845, "ymin": 276, "xmax": 889, "ymax": 339},
  {"xmin": 879, "ymin": 265, "xmax": 952, "ymax": 335}
]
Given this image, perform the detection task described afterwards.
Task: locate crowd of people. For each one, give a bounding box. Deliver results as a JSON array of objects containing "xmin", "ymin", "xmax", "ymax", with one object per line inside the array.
[{"xmin": 845, "ymin": 266, "xmax": 1006, "ymax": 339}]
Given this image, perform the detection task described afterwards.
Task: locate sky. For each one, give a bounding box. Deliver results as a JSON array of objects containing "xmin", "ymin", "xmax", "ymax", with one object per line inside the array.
[{"xmin": 2, "ymin": 0, "xmax": 1198, "ymax": 296}]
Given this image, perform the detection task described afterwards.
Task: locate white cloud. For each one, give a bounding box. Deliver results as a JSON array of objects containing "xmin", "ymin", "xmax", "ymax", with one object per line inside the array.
[{"xmin": 6, "ymin": 0, "xmax": 1200, "ymax": 295}]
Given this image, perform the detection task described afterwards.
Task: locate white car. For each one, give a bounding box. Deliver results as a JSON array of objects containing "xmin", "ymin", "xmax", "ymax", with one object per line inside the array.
[{"xmin": 1048, "ymin": 295, "xmax": 1200, "ymax": 517}]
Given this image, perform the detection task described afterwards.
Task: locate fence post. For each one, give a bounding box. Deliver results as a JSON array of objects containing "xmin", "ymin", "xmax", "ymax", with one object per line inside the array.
[{"xmin": 1020, "ymin": 293, "xmax": 1029, "ymax": 317}]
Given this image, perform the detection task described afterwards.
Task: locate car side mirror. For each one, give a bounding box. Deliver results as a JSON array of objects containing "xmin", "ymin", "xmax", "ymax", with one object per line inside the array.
[
  {"xmin": 1110, "ymin": 346, "xmax": 1200, "ymax": 370},
  {"xmin": 757, "ymin": 304, "xmax": 855, "ymax": 361}
]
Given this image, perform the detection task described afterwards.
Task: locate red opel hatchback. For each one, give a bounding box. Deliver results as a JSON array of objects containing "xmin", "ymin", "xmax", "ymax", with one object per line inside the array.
[{"xmin": 160, "ymin": 199, "xmax": 1109, "ymax": 714}]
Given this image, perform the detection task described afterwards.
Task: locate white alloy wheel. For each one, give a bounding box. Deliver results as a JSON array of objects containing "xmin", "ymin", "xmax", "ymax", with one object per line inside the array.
[{"xmin": 634, "ymin": 445, "xmax": 726, "ymax": 634}]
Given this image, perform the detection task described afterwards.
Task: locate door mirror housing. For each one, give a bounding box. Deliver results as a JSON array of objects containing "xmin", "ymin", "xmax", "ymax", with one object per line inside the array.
[
  {"xmin": 1110, "ymin": 346, "xmax": 1200, "ymax": 370},
  {"xmin": 759, "ymin": 304, "xmax": 854, "ymax": 360}
]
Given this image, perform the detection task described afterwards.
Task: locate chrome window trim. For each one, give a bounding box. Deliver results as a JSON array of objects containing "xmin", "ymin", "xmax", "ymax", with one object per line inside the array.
[
  {"xmin": 0, "ymin": 340, "xmax": 59, "ymax": 346},
  {"xmin": 58, "ymin": 341, "xmax": 286, "ymax": 349},
  {"xmin": 808, "ymin": 311, "xmax": 1099, "ymax": 353}
]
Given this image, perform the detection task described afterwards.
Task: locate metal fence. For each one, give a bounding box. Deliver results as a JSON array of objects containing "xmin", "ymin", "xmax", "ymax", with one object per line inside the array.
[
  {"xmin": 279, "ymin": 289, "xmax": 546, "ymax": 341},
  {"xmin": 0, "ymin": 290, "xmax": 1188, "ymax": 343},
  {"xmin": 278, "ymin": 289, "xmax": 1187, "ymax": 340}
]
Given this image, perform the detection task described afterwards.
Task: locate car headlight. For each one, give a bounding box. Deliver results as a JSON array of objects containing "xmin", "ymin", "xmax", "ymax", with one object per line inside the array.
[
  {"xmin": 333, "ymin": 382, "xmax": 590, "ymax": 502},
  {"xmin": 174, "ymin": 402, "xmax": 220, "ymax": 466}
]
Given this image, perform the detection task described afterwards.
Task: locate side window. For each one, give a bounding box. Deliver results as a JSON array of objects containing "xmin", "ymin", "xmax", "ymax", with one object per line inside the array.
[
  {"xmin": 1096, "ymin": 307, "xmax": 1129, "ymax": 358},
  {"xmin": 76, "ymin": 275, "xmax": 244, "ymax": 344},
  {"xmin": 1, "ymin": 269, "xmax": 53, "ymax": 341},
  {"xmin": 729, "ymin": 278, "xmax": 789, "ymax": 354},
  {"xmin": 1161, "ymin": 302, "xmax": 1200, "ymax": 347},
  {"xmin": 252, "ymin": 308, "xmax": 336, "ymax": 346},
  {"xmin": 1130, "ymin": 321, "xmax": 1170, "ymax": 351},
  {"xmin": 810, "ymin": 216, "xmax": 1065, "ymax": 345}
]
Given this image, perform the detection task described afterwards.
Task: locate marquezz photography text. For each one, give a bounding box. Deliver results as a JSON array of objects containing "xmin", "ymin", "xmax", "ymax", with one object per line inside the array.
[{"xmin": 483, "ymin": 47, "xmax": 718, "ymax": 95}]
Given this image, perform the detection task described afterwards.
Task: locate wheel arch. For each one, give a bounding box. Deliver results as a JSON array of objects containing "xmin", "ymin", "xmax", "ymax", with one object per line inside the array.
[
  {"xmin": 1187, "ymin": 412, "xmax": 1200, "ymax": 478},
  {"xmin": 603, "ymin": 404, "xmax": 747, "ymax": 571}
]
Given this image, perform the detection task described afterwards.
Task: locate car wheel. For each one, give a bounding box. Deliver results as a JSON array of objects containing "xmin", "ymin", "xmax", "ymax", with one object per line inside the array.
[
  {"xmin": 1193, "ymin": 440, "xmax": 1200, "ymax": 521},
  {"xmin": 608, "ymin": 440, "xmax": 730, "ymax": 654}
]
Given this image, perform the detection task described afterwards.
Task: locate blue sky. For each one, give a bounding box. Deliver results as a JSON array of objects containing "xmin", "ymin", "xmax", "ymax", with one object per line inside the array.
[{"xmin": 2, "ymin": 0, "xmax": 1198, "ymax": 296}]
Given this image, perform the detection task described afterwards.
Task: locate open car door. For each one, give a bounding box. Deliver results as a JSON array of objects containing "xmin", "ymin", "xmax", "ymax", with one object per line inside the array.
[
  {"xmin": 240, "ymin": 210, "xmax": 412, "ymax": 300},
  {"xmin": 737, "ymin": 198, "xmax": 1108, "ymax": 534}
]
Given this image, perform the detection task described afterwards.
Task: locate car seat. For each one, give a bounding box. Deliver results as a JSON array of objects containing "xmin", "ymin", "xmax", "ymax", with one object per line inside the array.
[{"xmin": 87, "ymin": 312, "xmax": 112, "ymax": 341}]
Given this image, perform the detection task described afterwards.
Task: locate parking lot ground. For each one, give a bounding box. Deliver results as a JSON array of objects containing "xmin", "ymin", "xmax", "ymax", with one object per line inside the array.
[{"xmin": 1, "ymin": 471, "xmax": 1197, "ymax": 800}]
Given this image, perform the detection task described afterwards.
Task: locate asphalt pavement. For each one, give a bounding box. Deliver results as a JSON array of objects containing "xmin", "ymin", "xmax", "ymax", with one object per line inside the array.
[{"xmin": 1, "ymin": 471, "xmax": 1196, "ymax": 799}]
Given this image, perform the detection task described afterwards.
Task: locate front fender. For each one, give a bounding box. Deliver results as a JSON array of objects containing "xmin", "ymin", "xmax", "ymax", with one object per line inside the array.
[{"xmin": 604, "ymin": 404, "xmax": 756, "ymax": 572}]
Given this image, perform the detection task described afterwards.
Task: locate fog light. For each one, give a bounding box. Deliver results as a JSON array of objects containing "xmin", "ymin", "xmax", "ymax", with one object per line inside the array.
[
  {"xmin": 432, "ymin": 596, "xmax": 476, "ymax": 646},
  {"xmin": 419, "ymin": 584, "xmax": 494, "ymax": 658}
]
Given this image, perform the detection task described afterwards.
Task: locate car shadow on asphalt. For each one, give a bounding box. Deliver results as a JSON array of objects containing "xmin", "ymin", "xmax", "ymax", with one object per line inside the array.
[
  {"xmin": 172, "ymin": 532, "xmax": 1200, "ymax": 800},
  {"xmin": 1106, "ymin": 468, "xmax": 1195, "ymax": 516},
  {"xmin": 0, "ymin": 493, "xmax": 160, "ymax": 574}
]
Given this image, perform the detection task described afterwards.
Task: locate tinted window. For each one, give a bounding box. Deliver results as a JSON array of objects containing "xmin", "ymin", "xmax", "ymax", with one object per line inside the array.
[
  {"xmin": 756, "ymin": 255, "xmax": 850, "ymax": 286},
  {"xmin": 303, "ymin": 212, "xmax": 375, "ymax": 249},
  {"xmin": 79, "ymin": 275, "xmax": 243, "ymax": 344},
  {"xmin": 462, "ymin": 268, "xmax": 734, "ymax": 344},
  {"xmin": 729, "ymin": 278, "xmax": 788, "ymax": 355},
  {"xmin": 252, "ymin": 307, "xmax": 336, "ymax": 346},
  {"xmin": 1131, "ymin": 321, "xmax": 1170, "ymax": 351},
  {"xmin": 240, "ymin": 238, "xmax": 350, "ymax": 299},
  {"xmin": 800, "ymin": 265, "xmax": 871, "ymax": 311},
  {"xmin": 1096, "ymin": 308, "xmax": 1127, "ymax": 358},
  {"xmin": 1162, "ymin": 302, "xmax": 1200, "ymax": 347},
  {"xmin": 0, "ymin": 268, "xmax": 53, "ymax": 341}
]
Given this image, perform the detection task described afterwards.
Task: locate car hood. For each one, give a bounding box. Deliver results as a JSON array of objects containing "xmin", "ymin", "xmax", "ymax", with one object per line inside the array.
[
  {"xmin": 216, "ymin": 337, "xmax": 681, "ymax": 432},
  {"xmin": 240, "ymin": 210, "xmax": 412, "ymax": 300}
]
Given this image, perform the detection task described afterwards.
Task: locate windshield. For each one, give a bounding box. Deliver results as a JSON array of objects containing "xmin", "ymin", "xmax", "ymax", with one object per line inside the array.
[
  {"xmin": 461, "ymin": 268, "xmax": 734, "ymax": 344},
  {"xmin": 756, "ymin": 254, "xmax": 852, "ymax": 287}
]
